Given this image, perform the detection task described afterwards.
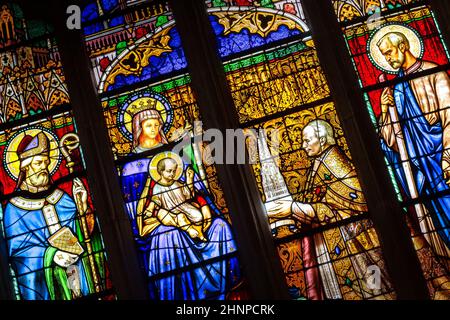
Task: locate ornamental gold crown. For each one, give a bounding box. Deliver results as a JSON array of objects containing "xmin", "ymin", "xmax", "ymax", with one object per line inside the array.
[{"xmin": 128, "ymin": 98, "xmax": 159, "ymax": 116}]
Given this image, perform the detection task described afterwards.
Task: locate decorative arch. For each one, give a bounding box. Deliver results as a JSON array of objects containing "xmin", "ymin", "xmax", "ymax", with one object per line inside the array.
[{"xmin": 99, "ymin": 7, "xmax": 310, "ymax": 93}]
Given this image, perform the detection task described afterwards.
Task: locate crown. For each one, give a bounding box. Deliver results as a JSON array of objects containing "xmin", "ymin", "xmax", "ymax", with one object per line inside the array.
[{"xmin": 128, "ymin": 98, "xmax": 159, "ymax": 117}]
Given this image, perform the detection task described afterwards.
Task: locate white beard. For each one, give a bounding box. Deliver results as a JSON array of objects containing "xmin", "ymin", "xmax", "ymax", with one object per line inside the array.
[{"xmin": 28, "ymin": 171, "xmax": 50, "ymax": 188}]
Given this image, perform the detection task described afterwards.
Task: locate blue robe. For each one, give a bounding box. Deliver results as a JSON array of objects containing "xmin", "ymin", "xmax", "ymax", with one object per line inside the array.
[
  {"xmin": 121, "ymin": 159, "xmax": 240, "ymax": 300},
  {"xmin": 3, "ymin": 191, "xmax": 90, "ymax": 300},
  {"xmin": 381, "ymin": 70, "xmax": 450, "ymax": 247}
]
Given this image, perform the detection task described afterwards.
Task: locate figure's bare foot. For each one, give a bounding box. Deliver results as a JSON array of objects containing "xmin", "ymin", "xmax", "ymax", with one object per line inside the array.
[
  {"xmin": 186, "ymin": 228, "xmax": 199, "ymax": 238},
  {"xmin": 186, "ymin": 228, "xmax": 207, "ymax": 242}
]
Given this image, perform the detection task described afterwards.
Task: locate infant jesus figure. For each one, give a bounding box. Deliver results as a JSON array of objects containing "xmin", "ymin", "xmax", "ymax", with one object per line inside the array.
[{"xmin": 147, "ymin": 157, "xmax": 211, "ymax": 241}]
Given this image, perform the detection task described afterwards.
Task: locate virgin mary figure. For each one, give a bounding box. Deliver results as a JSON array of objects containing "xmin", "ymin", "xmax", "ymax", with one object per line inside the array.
[
  {"xmin": 132, "ymin": 109, "xmax": 169, "ymax": 154},
  {"xmin": 121, "ymin": 107, "xmax": 241, "ymax": 300}
]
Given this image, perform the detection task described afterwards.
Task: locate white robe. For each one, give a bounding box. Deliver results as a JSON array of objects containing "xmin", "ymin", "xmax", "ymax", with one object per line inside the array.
[{"xmin": 152, "ymin": 181, "xmax": 203, "ymax": 223}]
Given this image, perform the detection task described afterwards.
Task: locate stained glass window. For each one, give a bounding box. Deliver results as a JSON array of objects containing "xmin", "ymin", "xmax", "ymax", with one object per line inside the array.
[
  {"xmin": 82, "ymin": 0, "xmax": 245, "ymax": 300},
  {"xmin": 332, "ymin": 0, "xmax": 450, "ymax": 299},
  {"xmin": 206, "ymin": 0, "xmax": 396, "ymax": 299},
  {"xmin": 0, "ymin": 5, "xmax": 66, "ymax": 123},
  {"xmin": 0, "ymin": 4, "xmax": 113, "ymax": 300}
]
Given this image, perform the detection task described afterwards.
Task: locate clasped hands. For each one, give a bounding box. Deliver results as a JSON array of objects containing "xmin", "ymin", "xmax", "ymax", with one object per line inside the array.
[
  {"xmin": 267, "ymin": 200, "xmax": 293, "ymax": 218},
  {"xmin": 267, "ymin": 199, "xmax": 313, "ymax": 223}
]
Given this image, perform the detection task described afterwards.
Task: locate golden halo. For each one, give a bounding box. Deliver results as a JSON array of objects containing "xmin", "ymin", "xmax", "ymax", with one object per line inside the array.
[
  {"xmin": 123, "ymin": 97, "xmax": 169, "ymax": 137},
  {"xmin": 149, "ymin": 151, "xmax": 184, "ymax": 182},
  {"xmin": 4, "ymin": 128, "xmax": 61, "ymax": 181},
  {"xmin": 368, "ymin": 23, "xmax": 423, "ymax": 74}
]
